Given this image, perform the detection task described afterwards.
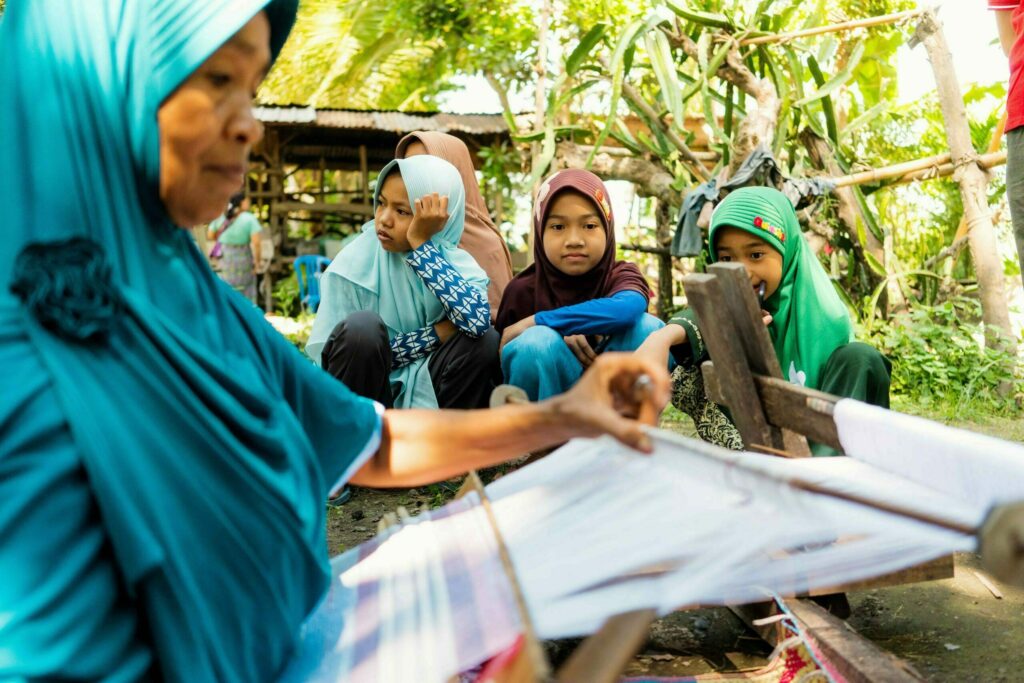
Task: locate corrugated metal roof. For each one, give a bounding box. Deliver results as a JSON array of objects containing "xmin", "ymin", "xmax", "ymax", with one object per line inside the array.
[{"xmin": 253, "ymin": 106, "xmax": 512, "ymax": 134}]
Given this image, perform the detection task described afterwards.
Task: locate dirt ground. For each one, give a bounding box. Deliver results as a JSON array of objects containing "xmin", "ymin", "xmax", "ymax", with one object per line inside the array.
[{"xmin": 326, "ymin": 411, "xmax": 1024, "ymax": 681}]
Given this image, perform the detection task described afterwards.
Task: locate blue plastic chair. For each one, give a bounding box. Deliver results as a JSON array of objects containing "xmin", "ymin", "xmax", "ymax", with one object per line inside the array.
[{"xmin": 295, "ymin": 255, "xmax": 332, "ymax": 313}]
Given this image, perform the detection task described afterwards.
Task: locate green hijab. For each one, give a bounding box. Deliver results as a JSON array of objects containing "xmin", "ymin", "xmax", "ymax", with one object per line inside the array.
[{"xmin": 709, "ymin": 187, "xmax": 853, "ymax": 390}]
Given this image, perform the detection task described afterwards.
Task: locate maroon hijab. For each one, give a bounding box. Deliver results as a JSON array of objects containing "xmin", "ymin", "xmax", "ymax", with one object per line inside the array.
[{"xmin": 495, "ymin": 169, "xmax": 650, "ymax": 332}]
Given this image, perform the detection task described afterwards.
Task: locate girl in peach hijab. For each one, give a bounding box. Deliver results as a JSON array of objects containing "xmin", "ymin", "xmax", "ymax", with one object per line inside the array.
[{"xmin": 397, "ymin": 131, "xmax": 513, "ymax": 311}]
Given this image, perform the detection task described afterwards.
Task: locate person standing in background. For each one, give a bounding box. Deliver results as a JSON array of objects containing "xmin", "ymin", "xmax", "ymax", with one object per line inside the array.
[
  {"xmin": 994, "ymin": 0, "xmax": 1024, "ymax": 285},
  {"xmin": 208, "ymin": 191, "xmax": 264, "ymax": 302}
]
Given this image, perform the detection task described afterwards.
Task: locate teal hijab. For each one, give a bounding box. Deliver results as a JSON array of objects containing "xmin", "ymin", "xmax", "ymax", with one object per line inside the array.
[
  {"xmin": 709, "ymin": 187, "xmax": 853, "ymax": 390},
  {"xmin": 307, "ymin": 156, "xmax": 489, "ymax": 408},
  {"xmin": 0, "ymin": 1, "xmax": 382, "ymax": 679}
]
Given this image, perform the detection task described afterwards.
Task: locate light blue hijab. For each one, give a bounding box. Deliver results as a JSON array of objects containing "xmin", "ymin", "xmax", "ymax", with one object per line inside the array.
[
  {"xmin": 307, "ymin": 156, "xmax": 489, "ymax": 408},
  {"xmin": 0, "ymin": 1, "xmax": 381, "ymax": 679}
]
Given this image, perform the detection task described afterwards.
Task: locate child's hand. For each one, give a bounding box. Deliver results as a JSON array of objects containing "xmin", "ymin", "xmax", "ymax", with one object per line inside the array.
[
  {"xmin": 407, "ymin": 193, "xmax": 449, "ymax": 249},
  {"xmin": 761, "ymin": 309, "xmax": 773, "ymax": 326},
  {"xmin": 564, "ymin": 334, "xmax": 598, "ymax": 368},
  {"xmin": 499, "ymin": 315, "xmax": 536, "ymax": 353}
]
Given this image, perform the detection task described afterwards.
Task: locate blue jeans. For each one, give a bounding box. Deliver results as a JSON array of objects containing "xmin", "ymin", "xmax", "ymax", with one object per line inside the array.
[{"xmin": 501, "ymin": 314, "xmax": 665, "ymax": 401}]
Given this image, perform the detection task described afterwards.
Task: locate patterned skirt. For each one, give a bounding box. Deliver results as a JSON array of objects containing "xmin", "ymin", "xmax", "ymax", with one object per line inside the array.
[{"xmin": 218, "ymin": 243, "xmax": 255, "ymax": 302}]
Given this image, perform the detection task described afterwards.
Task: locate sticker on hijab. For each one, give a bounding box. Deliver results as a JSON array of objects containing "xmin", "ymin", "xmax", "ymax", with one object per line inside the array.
[
  {"xmin": 534, "ymin": 174, "xmax": 558, "ymax": 222},
  {"xmin": 754, "ymin": 216, "xmax": 785, "ymax": 242},
  {"xmin": 593, "ymin": 188, "xmax": 612, "ymax": 222}
]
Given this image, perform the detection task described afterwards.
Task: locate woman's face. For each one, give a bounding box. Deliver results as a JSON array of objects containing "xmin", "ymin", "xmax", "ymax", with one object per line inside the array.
[
  {"xmin": 542, "ymin": 191, "xmax": 607, "ymax": 276},
  {"xmin": 158, "ymin": 13, "xmax": 271, "ymax": 227}
]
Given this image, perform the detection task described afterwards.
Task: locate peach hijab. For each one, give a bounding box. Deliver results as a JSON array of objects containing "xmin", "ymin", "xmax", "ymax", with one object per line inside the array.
[{"xmin": 396, "ymin": 131, "xmax": 513, "ymax": 312}]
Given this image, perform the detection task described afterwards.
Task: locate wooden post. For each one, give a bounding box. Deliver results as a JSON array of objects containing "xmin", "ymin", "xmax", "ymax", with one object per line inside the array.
[
  {"xmin": 655, "ymin": 200, "xmax": 674, "ymax": 320},
  {"xmin": 913, "ymin": 11, "xmax": 1016, "ymax": 355},
  {"xmin": 684, "ymin": 263, "xmax": 811, "ymax": 455},
  {"xmin": 359, "ymin": 144, "xmax": 369, "ymax": 207},
  {"xmin": 265, "ymin": 128, "xmax": 282, "ymax": 313}
]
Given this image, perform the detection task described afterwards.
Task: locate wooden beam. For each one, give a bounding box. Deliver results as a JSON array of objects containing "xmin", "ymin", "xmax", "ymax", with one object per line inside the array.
[
  {"xmin": 701, "ymin": 364, "xmax": 842, "ymax": 451},
  {"xmin": 683, "ymin": 272, "xmax": 781, "ymax": 450},
  {"xmin": 359, "ymin": 144, "xmax": 370, "ymax": 205},
  {"xmin": 786, "ymin": 598, "xmax": 925, "ymax": 682},
  {"xmin": 694, "ymin": 264, "xmax": 811, "ymax": 455},
  {"xmin": 555, "ymin": 609, "xmax": 657, "ymax": 683},
  {"xmin": 271, "ymin": 201, "xmax": 372, "ymax": 216}
]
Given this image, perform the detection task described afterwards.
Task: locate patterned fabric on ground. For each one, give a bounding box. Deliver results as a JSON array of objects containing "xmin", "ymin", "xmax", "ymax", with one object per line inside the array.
[
  {"xmin": 670, "ymin": 365, "xmax": 743, "ymax": 451},
  {"xmin": 219, "ymin": 243, "xmax": 256, "ymax": 302},
  {"xmin": 280, "ymin": 492, "xmax": 522, "ymax": 683},
  {"xmin": 619, "ymin": 637, "xmax": 823, "ymax": 682}
]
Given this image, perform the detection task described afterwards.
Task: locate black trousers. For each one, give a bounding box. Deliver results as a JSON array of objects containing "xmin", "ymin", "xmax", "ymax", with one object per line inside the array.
[{"xmin": 320, "ymin": 310, "xmax": 502, "ymax": 409}]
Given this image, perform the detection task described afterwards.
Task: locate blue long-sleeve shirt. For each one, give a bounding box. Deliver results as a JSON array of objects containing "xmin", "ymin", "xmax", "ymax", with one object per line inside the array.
[
  {"xmin": 534, "ymin": 290, "xmax": 647, "ymax": 336},
  {"xmin": 390, "ymin": 242, "xmax": 490, "ymax": 368}
]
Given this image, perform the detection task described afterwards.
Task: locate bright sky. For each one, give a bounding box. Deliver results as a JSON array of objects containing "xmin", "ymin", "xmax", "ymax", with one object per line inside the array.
[{"xmin": 439, "ymin": 1, "xmax": 1011, "ymax": 114}]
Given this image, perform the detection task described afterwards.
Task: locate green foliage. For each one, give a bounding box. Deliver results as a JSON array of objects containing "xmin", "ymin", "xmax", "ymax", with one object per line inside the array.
[
  {"xmin": 862, "ymin": 300, "xmax": 1021, "ymax": 412},
  {"xmin": 273, "ymin": 268, "xmax": 302, "ymax": 318},
  {"xmin": 260, "ymin": 0, "xmax": 536, "ymax": 110}
]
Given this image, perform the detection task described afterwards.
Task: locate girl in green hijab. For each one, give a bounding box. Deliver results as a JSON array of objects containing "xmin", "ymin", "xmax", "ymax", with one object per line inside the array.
[{"xmin": 638, "ymin": 186, "xmax": 890, "ymax": 454}]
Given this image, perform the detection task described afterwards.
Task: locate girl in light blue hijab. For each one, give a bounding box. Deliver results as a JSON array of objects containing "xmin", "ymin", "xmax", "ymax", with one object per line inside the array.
[
  {"xmin": 0, "ymin": 1, "xmax": 671, "ymax": 679},
  {"xmin": 307, "ymin": 156, "xmax": 501, "ymax": 410}
]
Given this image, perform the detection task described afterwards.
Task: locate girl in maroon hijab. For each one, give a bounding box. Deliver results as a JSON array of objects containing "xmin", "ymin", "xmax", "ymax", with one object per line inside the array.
[{"xmin": 496, "ymin": 169, "xmax": 662, "ymax": 400}]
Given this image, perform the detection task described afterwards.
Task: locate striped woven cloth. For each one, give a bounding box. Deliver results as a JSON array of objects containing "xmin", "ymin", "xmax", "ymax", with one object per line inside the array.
[{"xmin": 280, "ymin": 492, "xmax": 521, "ymax": 682}]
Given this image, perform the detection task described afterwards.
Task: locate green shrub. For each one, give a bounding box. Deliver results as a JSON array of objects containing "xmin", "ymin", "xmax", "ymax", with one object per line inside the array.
[{"xmin": 861, "ymin": 299, "xmax": 1021, "ymax": 414}]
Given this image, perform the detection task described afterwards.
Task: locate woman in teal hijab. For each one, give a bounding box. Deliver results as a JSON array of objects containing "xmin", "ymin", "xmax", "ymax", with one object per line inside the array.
[
  {"xmin": 0, "ymin": 2, "xmax": 669, "ymax": 678},
  {"xmin": 638, "ymin": 187, "xmax": 890, "ymax": 455}
]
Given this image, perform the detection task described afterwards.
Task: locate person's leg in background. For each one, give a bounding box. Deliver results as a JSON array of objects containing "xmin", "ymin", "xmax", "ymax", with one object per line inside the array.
[
  {"xmin": 428, "ymin": 328, "xmax": 503, "ymax": 409},
  {"xmin": 320, "ymin": 310, "xmax": 394, "ymax": 408}
]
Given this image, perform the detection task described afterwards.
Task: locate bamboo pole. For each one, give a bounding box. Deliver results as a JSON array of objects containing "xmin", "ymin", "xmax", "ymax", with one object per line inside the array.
[
  {"xmin": 831, "ymin": 150, "xmax": 1006, "ymax": 188},
  {"xmin": 740, "ymin": 9, "xmax": 927, "ymax": 46}
]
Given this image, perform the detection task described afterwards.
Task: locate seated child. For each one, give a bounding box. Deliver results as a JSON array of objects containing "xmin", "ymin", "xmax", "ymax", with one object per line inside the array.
[
  {"xmin": 306, "ymin": 155, "xmax": 500, "ymax": 410},
  {"xmin": 637, "ymin": 186, "xmax": 890, "ymax": 454},
  {"xmin": 496, "ymin": 169, "xmax": 662, "ymax": 401}
]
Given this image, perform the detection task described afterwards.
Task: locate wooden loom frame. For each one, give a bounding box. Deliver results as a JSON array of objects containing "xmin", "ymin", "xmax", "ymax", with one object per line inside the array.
[
  {"xmin": 383, "ymin": 260, "xmax": 950, "ymax": 682},
  {"xmin": 680, "ymin": 262, "xmax": 951, "ymax": 682}
]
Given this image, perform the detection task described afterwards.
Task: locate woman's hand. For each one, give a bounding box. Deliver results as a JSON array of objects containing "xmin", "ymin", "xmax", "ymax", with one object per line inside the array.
[
  {"xmin": 549, "ymin": 352, "xmax": 670, "ymax": 453},
  {"xmin": 499, "ymin": 315, "xmax": 536, "ymax": 352},
  {"xmin": 563, "ymin": 334, "xmax": 598, "ymax": 368},
  {"xmin": 407, "ymin": 193, "xmax": 449, "ymax": 250}
]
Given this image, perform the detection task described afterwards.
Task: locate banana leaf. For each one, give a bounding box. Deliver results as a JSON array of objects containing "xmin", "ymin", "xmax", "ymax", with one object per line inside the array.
[
  {"xmin": 567, "ymin": 23, "xmax": 607, "ymax": 76},
  {"xmin": 663, "ymin": 0, "xmax": 733, "ymax": 30}
]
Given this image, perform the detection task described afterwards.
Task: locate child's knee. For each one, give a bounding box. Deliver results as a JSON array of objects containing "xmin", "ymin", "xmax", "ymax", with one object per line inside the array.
[
  {"xmin": 329, "ymin": 311, "xmax": 389, "ymax": 354},
  {"xmin": 502, "ymin": 325, "xmax": 563, "ymax": 376},
  {"xmin": 832, "ymin": 342, "xmax": 890, "ymax": 378},
  {"xmin": 506, "ymin": 325, "xmax": 563, "ymax": 356}
]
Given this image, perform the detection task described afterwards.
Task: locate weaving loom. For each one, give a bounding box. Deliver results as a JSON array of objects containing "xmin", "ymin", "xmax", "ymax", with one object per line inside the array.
[
  {"xmin": 279, "ymin": 264, "xmax": 1024, "ymax": 682},
  {"xmin": 280, "ymin": 411, "xmax": 1024, "ymax": 682}
]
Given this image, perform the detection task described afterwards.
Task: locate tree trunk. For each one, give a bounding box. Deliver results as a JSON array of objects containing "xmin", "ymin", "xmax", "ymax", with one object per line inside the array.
[
  {"xmin": 914, "ymin": 11, "xmax": 1016, "ymax": 353},
  {"xmin": 655, "ymin": 201, "xmax": 674, "ymax": 320},
  {"xmin": 527, "ymin": 0, "xmax": 552, "ymax": 261}
]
